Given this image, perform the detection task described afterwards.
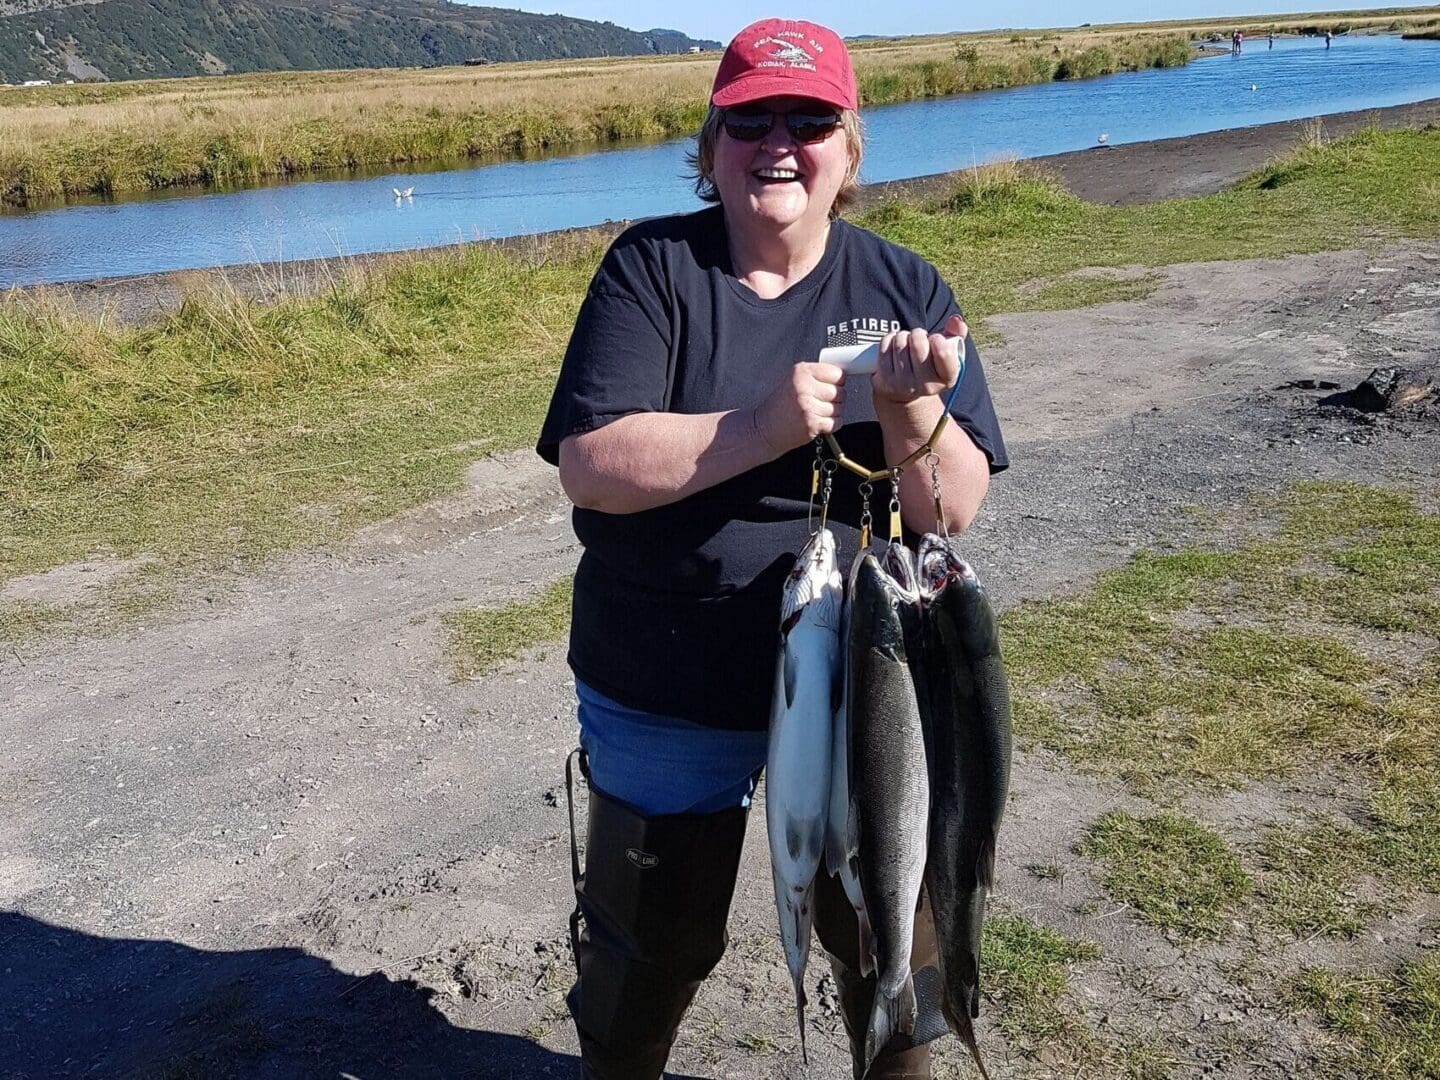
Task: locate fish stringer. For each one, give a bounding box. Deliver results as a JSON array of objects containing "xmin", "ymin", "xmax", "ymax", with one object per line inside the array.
[
  {"xmin": 823, "ymin": 343, "xmax": 970, "ymax": 534},
  {"xmin": 808, "ymin": 439, "xmax": 839, "ymax": 536},
  {"xmin": 926, "ymin": 452, "xmax": 947, "ymax": 538},
  {"xmin": 887, "ymin": 467, "xmax": 903, "ymax": 545},
  {"xmin": 857, "ymin": 481, "xmax": 874, "ymax": 550}
]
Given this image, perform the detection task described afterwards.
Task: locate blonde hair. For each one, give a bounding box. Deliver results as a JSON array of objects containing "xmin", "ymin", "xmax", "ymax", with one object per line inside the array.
[{"xmin": 687, "ymin": 104, "xmax": 865, "ymax": 216}]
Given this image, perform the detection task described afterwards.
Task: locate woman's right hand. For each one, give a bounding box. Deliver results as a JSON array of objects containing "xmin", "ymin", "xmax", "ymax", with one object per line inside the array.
[{"xmin": 752, "ymin": 362, "xmax": 847, "ymax": 456}]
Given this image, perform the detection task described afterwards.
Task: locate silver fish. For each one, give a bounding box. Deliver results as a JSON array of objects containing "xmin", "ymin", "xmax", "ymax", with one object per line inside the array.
[
  {"xmin": 914, "ymin": 534, "xmax": 1012, "ymax": 1080},
  {"xmin": 847, "ymin": 543, "xmax": 929, "ymax": 1072},
  {"xmin": 767, "ymin": 527, "xmax": 843, "ymax": 1063}
]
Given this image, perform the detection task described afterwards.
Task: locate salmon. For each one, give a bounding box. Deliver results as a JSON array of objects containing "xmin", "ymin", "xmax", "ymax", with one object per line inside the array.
[
  {"xmin": 912, "ymin": 534, "xmax": 1013, "ymax": 1080},
  {"xmin": 847, "ymin": 543, "xmax": 929, "ymax": 1072},
  {"xmin": 766, "ymin": 527, "xmax": 843, "ymax": 1062}
]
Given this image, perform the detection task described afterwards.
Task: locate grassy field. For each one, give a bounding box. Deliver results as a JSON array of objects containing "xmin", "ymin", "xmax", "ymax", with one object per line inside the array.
[
  {"xmin": 1009, "ymin": 480, "xmax": 1440, "ymax": 1075},
  {"xmin": 0, "ymin": 26, "xmax": 1206, "ymax": 204},
  {"xmin": 3, "ymin": 120, "xmax": 1438, "ymax": 613}
]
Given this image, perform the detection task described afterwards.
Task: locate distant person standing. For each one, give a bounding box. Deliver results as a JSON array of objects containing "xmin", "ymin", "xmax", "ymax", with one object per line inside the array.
[
  {"xmin": 1232, "ymin": 30, "xmax": 1243, "ymax": 55},
  {"xmin": 1325, "ymin": 30, "xmax": 1333, "ymax": 49},
  {"xmin": 1268, "ymin": 32, "xmax": 1275, "ymax": 49}
]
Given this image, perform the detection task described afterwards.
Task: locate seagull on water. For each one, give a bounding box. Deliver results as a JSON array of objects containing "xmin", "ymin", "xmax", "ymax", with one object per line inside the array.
[
  {"xmin": 1250, "ymin": 83, "xmax": 1258, "ymax": 92},
  {"xmin": 393, "ymin": 186, "xmax": 415, "ymax": 200}
]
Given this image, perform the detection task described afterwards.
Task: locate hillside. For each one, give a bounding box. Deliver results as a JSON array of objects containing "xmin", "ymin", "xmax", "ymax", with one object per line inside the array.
[{"xmin": 0, "ymin": 0, "xmax": 717, "ymax": 82}]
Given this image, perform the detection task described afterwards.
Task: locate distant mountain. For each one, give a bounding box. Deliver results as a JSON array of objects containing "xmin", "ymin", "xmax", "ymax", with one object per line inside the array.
[{"xmin": 0, "ymin": 0, "xmax": 719, "ymax": 83}]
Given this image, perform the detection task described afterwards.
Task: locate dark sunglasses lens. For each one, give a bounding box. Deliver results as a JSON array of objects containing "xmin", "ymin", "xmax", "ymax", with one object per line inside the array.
[
  {"xmin": 787, "ymin": 114, "xmax": 841, "ymax": 142},
  {"xmin": 723, "ymin": 113, "xmax": 773, "ymax": 141}
]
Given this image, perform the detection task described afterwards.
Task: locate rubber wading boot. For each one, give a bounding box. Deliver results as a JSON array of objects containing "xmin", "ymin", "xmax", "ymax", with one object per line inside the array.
[
  {"xmin": 812, "ymin": 870, "xmax": 946, "ymax": 1080},
  {"xmin": 566, "ymin": 760, "xmax": 749, "ymax": 1080}
]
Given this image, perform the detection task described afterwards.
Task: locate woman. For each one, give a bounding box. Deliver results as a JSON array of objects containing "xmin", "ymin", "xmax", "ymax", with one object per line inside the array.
[{"xmin": 537, "ymin": 18, "xmax": 1007, "ymax": 1080}]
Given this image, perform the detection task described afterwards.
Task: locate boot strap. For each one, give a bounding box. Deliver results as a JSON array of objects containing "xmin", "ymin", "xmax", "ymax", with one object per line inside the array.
[{"xmin": 565, "ymin": 746, "xmax": 589, "ymax": 965}]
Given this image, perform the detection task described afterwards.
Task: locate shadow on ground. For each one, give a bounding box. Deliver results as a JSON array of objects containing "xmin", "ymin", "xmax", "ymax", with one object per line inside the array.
[{"xmin": 0, "ymin": 912, "xmax": 709, "ymax": 1079}]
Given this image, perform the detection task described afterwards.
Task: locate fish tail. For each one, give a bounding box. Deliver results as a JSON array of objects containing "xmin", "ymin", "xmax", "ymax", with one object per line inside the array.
[
  {"xmin": 862, "ymin": 975, "xmax": 916, "ymax": 1073},
  {"xmin": 944, "ymin": 998, "xmax": 992, "ymax": 1080},
  {"xmin": 793, "ymin": 971, "xmax": 809, "ymax": 1064},
  {"xmin": 783, "ymin": 891, "xmax": 812, "ymax": 1063}
]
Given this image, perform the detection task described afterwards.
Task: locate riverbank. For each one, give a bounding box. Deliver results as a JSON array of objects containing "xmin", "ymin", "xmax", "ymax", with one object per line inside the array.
[{"xmin": 24, "ymin": 97, "xmax": 1439, "ymax": 327}]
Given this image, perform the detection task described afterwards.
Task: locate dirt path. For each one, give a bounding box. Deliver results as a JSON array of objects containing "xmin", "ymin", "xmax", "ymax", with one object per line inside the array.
[{"xmin": 3, "ymin": 240, "xmax": 1437, "ymax": 1077}]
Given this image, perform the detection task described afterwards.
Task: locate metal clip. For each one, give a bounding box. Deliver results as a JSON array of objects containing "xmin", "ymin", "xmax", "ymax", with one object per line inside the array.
[
  {"xmin": 888, "ymin": 467, "xmax": 903, "ymax": 543},
  {"xmin": 819, "ymin": 458, "xmax": 837, "ymax": 533},
  {"xmin": 926, "ymin": 452, "xmax": 946, "ymax": 537},
  {"xmin": 858, "ymin": 480, "xmax": 873, "ymax": 551},
  {"xmin": 808, "ymin": 438, "xmax": 823, "ymax": 533}
]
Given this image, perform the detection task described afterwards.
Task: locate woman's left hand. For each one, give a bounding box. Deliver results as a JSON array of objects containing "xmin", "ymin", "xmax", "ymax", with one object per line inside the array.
[{"xmin": 871, "ymin": 313, "xmax": 969, "ymax": 407}]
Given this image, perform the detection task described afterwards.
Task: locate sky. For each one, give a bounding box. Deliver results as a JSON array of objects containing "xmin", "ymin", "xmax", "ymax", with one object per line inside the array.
[{"xmin": 474, "ymin": 1, "xmax": 1432, "ymax": 44}]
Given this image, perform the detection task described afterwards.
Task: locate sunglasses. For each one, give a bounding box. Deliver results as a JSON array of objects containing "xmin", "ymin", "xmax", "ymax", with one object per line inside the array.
[{"xmin": 721, "ymin": 108, "xmax": 843, "ymax": 144}]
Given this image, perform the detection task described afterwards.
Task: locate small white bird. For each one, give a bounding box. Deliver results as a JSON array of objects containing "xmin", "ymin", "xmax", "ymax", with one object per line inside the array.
[
  {"xmin": 392, "ymin": 186, "xmax": 414, "ymax": 199},
  {"xmin": 1097, "ymin": 132, "xmax": 1109, "ymax": 146},
  {"xmin": 1250, "ymin": 84, "xmax": 1258, "ymax": 92}
]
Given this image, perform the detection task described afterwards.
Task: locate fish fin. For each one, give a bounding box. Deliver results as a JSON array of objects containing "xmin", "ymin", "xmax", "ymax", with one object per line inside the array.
[
  {"xmin": 863, "ymin": 976, "xmax": 917, "ymax": 1072},
  {"xmin": 976, "ymin": 834, "xmax": 998, "ymax": 896},
  {"xmin": 856, "ymin": 894, "xmax": 876, "ymax": 980}
]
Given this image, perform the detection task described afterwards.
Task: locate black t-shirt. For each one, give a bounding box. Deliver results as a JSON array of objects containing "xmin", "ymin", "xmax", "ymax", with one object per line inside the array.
[{"xmin": 537, "ymin": 206, "xmax": 1008, "ymax": 730}]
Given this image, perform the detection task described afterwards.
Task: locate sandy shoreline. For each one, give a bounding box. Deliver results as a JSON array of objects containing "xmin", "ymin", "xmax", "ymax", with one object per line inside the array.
[{"xmin": 10, "ymin": 96, "xmax": 1439, "ymax": 325}]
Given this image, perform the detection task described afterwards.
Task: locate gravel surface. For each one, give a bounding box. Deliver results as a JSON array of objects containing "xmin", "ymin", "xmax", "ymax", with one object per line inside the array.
[{"xmin": 2, "ymin": 134, "xmax": 1439, "ymax": 1079}]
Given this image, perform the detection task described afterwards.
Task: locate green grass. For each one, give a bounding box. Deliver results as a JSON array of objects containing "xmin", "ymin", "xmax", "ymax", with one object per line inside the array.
[
  {"xmin": 1256, "ymin": 820, "xmax": 1382, "ymax": 938},
  {"xmin": 1256, "ymin": 665, "xmax": 1440, "ymax": 938},
  {"xmin": 2, "ymin": 127, "xmax": 1438, "ymax": 602},
  {"xmin": 1006, "ymin": 483, "xmax": 1439, "ymax": 792},
  {"xmin": 0, "ymin": 597, "xmax": 65, "ymax": 642},
  {"xmin": 442, "ymin": 576, "xmax": 572, "ymax": 679},
  {"xmin": 1005, "ymin": 481, "xmax": 1440, "ymax": 940},
  {"xmin": 1078, "ymin": 811, "xmax": 1252, "ymax": 940},
  {"xmin": 984, "ymin": 915, "xmax": 1101, "ymax": 1049},
  {"xmin": 1020, "ymin": 269, "xmax": 1166, "ymax": 312},
  {"xmin": 2, "ymin": 242, "xmax": 598, "ymax": 583},
  {"xmin": 983, "ymin": 915, "xmax": 1168, "ymax": 1076},
  {"xmin": 1290, "ymin": 956, "xmax": 1440, "ymax": 1078}
]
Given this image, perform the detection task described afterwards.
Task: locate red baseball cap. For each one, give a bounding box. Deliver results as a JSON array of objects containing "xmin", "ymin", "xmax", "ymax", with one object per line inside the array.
[{"xmin": 711, "ymin": 18, "xmax": 858, "ymax": 111}]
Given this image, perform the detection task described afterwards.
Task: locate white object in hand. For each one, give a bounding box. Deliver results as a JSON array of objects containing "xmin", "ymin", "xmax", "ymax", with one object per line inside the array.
[
  {"xmin": 818, "ymin": 334, "xmax": 962, "ymax": 378},
  {"xmin": 816, "ymin": 342, "xmax": 881, "ymax": 375}
]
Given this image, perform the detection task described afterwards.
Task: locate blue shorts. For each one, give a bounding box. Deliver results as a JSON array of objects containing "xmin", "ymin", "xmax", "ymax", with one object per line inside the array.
[{"xmin": 576, "ymin": 679, "xmax": 768, "ymax": 816}]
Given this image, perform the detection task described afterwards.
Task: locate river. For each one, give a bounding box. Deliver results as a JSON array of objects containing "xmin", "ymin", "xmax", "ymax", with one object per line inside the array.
[{"xmin": 2, "ymin": 33, "xmax": 1437, "ymax": 288}]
